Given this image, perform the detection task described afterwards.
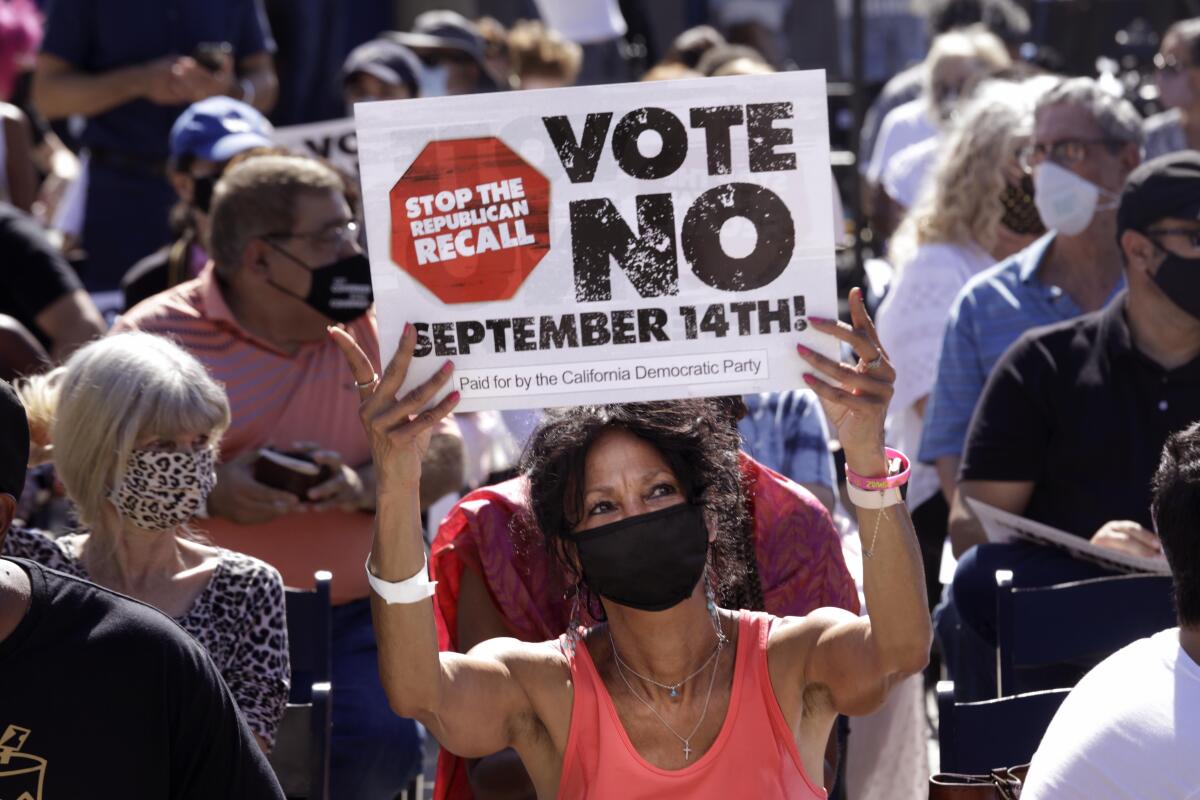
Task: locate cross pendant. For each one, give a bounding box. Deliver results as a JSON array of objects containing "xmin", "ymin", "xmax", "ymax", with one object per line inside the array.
[{"xmin": 683, "ymin": 741, "xmax": 692, "ymax": 760}]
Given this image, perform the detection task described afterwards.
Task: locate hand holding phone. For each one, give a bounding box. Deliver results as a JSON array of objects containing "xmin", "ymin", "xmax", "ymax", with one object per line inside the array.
[{"xmin": 253, "ymin": 449, "xmax": 335, "ymax": 500}]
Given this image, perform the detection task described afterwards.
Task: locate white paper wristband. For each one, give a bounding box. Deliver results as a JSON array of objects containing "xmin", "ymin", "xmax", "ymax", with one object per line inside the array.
[
  {"xmin": 365, "ymin": 555, "xmax": 437, "ymax": 604},
  {"xmin": 846, "ymin": 484, "xmax": 904, "ymax": 510}
]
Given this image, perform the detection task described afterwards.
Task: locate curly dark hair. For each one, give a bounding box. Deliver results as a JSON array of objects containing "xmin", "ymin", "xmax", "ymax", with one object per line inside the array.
[{"xmin": 521, "ymin": 399, "xmax": 765, "ymax": 620}]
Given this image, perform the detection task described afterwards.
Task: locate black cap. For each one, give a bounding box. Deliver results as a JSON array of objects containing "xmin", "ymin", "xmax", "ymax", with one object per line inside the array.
[
  {"xmin": 388, "ymin": 11, "xmax": 503, "ymax": 92},
  {"xmin": 0, "ymin": 380, "xmax": 29, "ymax": 503},
  {"xmin": 342, "ymin": 38, "xmax": 423, "ymax": 97},
  {"xmin": 1117, "ymin": 151, "xmax": 1200, "ymax": 239}
]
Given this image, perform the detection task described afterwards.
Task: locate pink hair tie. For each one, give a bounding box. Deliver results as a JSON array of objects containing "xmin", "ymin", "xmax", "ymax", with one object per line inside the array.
[{"xmin": 844, "ymin": 447, "xmax": 910, "ymax": 491}]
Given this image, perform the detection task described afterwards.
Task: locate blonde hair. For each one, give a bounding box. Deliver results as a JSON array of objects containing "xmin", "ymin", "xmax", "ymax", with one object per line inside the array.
[
  {"xmin": 924, "ymin": 26, "xmax": 1011, "ymax": 122},
  {"xmin": 508, "ymin": 20, "xmax": 582, "ymax": 85},
  {"xmin": 26, "ymin": 333, "xmax": 231, "ymax": 530},
  {"xmin": 890, "ymin": 78, "xmax": 1050, "ymax": 268}
]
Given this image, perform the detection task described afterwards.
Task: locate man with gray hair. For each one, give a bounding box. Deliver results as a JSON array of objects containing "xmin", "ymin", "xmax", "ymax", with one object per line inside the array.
[
  {"xmin": 917, "ymin": 77, "xmax": 1143, "ymax": 699},
  {"xmin": 114, "ymin": 153, "xmax": 464, "ymax": 797}
]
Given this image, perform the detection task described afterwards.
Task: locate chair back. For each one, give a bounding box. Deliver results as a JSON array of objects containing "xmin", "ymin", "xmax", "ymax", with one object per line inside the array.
[
  {"xmin": 995, "ymin": 571, "xmax": 1175, "ymax": 696},
  {"xmin": 268, "ymin": 571, "xmax": 333, "ymax": 799},
  {"xmin": 285, "ymin": 570, "xmax": 333, "ymax": 703},
  {"xmin": 936, "ymin": 680, "xmax": 1068, "ymax": 775}
]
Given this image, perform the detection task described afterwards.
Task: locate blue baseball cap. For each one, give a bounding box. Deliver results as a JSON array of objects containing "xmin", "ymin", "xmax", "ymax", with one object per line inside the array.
[{"xmin": 169, "ymin": 96, "xmax": 273, "ymax": 164}]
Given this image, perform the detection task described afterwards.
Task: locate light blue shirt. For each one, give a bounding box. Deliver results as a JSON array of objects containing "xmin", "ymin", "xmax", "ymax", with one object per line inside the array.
[
  {"xmin": 739, "ymin": 390, "xmax": 834, "ymax": 489},
  {"xmin": 919, "ymin": 232, "xmax": 1124, "ymax": 464}
]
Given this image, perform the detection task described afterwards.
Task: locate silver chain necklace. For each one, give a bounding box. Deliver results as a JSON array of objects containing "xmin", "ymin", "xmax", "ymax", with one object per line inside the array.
[
  {"xmin": 609, "ymin": 627, "xmax": 724, "ymax": 699},
  {"xmin": 608, "ymin": 627, "xmax": 726, "ymax": 761}
]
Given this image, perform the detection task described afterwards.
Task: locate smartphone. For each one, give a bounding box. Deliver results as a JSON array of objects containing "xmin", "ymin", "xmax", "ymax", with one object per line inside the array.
[
  {"xmin": 193, "ymin": 42, "xmax": 232, "ymax": 73},
  {"xmin": 252, "ymin": 448, "xmax": 334, "ymax": 500}
]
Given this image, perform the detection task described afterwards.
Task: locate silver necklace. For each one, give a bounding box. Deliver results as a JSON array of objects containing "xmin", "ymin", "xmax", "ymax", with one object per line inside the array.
[
  {"xmin": 609, "ymin": 627, "xmax": 723, "ymax": 699},
  {"xmin": 608, "ymin": 627, "xmax": 725, "ymax": 761}
]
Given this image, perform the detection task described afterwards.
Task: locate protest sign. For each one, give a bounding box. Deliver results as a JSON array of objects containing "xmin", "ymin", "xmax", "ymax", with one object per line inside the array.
[
  {"xmin": 273, "ymin": 117, "xmax": 359, "ymax": 175},
  {"xmin": 355, "ymin": 71, "xmax": 840, "ymax": 412}
]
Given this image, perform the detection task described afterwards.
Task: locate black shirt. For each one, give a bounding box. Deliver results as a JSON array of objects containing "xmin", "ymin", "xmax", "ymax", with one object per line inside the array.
[
  {"xmin": 0, "ymin": 559, "xmax": 284, "ymax": 799},
  {"xmin": 960, "ymin": 292, "xmax": 1200, "ymax": 537},
  {"xmin": 0, "ymin": 203, "xmax": 83, "ymax": 349}
]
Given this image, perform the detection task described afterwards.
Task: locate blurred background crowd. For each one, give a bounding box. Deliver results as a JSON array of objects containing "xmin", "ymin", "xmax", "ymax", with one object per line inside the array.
[{"xmin": 4, "ymin": 1, "xmax": 1200, "ymax": 799}]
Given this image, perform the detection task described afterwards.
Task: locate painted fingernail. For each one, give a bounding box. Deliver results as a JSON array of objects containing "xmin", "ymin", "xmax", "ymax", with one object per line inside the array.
[
  {"xmin": 808, "ymin": 316, "xmax": 829, "ymax": 325},
  {"xmin": 441, "ymin": 360, "xmax": 454, "ymax": 374},
  {"xmin": 802, "ymin": 373, "xmax": 816, "ymax": 385},
  {"xmin": 448, "ymin": 390, "xmax": 461, "ymax": 403},
  {"xmin": 796, "ymin": 344, "xmax": 812, "ymax": 355},
  {"xmin": 402, "ymin": 322, "xmax": 412, "ymax": 337}
]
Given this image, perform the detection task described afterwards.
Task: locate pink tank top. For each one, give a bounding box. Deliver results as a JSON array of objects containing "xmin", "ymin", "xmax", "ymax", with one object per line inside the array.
[{"xmin": 558, "ymin": 610, "xmax": 827, "ymax": 799}]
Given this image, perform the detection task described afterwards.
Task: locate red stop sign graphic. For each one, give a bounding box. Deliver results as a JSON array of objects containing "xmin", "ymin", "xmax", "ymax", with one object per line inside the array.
[{"xmin": 390, "ymin": 137, "xmax": 550, "ymax": 304}]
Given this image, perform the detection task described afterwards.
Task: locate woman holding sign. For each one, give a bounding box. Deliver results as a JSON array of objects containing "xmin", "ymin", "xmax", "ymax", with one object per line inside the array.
[{"xmin": 331, "ymin": 288, "xmax": 931, "ymax": 797}]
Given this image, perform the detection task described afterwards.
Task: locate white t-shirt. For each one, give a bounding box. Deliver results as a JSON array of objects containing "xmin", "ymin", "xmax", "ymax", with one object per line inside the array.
[
  {"xmin": 866, "ymin": 98, "xmax": 937, "ymax": 185},
  {"xmin": 875, "ymin": 241, "xmax": 993, "ymax": 509},
  {"xmin": 1023, "ymin": 628, "xmax": 1200, "ymax": 800}
]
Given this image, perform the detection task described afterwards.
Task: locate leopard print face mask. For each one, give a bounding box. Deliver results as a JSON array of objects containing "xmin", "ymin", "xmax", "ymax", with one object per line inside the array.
[{"xmin": 110, "ymin": 447, "xmax": 217, "ymax": 531}]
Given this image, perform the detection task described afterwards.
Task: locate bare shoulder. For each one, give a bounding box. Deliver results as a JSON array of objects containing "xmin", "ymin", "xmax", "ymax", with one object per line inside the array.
[
  {"xmin": 767, "ymin": 606, "xmax": 861, "ymax": 654},
  {"xmin": 766, "ymin": 608, "xmax": 865, "ymax": 691},
  {"xmin": 465, "ymin": 636, "xmax": 572, "ymax": 684},
  {"xmin": 460, "ymin": 636, "xmax": 575, "ymax": 745},
  {"xmin": 766, "ymin": 608, "xmax": 866, "ymax": 726}
]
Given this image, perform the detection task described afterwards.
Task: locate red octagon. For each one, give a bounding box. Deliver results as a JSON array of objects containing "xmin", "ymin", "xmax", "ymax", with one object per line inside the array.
[{"xmin": 390, "ymin": 137, "xmax": 550, "ymax": 304}]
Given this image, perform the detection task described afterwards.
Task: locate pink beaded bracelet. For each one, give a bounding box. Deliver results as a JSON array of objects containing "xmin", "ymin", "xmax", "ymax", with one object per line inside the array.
[{"xmin": 844, "ymin": 447, "xmax": 911, "ymax": 491}]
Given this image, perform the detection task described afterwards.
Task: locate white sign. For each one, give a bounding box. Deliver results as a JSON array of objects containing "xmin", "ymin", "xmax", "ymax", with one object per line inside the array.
[
  {"xmin": 273, "ymin": 118, "xmax": 359, "ymax": 176},
  {"xmin": 355, "ymin": 71, "xmax": 839, "ymax": 412},
  {"xmin": 967, "ymin": 498, "xmax": 1171, "ymax": 575}
]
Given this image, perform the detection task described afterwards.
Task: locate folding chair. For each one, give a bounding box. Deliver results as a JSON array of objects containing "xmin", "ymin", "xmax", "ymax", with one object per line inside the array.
[
  {"xmin": 936, "ymin": 680, "xmax": 1069, "ymax": 775},
  {"xmin": 269, "ymin": 571, "xmax": 333, "ymax": 800},
  {"xmin": 994, "ymin": 570, "xmax": 1175, "ymax": 696}
]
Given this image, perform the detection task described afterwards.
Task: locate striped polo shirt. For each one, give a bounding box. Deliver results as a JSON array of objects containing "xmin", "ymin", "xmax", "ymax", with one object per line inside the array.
[
  {"xmin": 113, "ymin": 265, "xmax": 381, "ymax": 604},
  {"xmin": 918, "ymin": 233, "xmax": 1125, "ymax": 465}
]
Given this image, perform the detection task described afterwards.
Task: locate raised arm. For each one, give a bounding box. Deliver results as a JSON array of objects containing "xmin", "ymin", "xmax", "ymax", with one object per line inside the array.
[
  {"xmin": 795, "ymin": 288, "xmax": 933, "ymax": 715},
  {"xmin": 329, "ymin": 324, "xmax": 540, "ymax": 759}
]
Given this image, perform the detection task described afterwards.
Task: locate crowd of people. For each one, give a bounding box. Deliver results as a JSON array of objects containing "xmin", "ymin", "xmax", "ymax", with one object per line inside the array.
[{"xmin": 1, "ymin": 1, "xmax": 1200, "ymax": 799}]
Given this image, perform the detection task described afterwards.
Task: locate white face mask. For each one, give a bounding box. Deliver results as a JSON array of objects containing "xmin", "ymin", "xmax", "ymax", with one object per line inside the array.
[
  {"xmin": 422, "ymin": 63, "xmax": 449, "ymax": 97},
  {"xmin": 1033, "ymin": 161, "xmax": 1119, "ymax": 237},
  {"xmin": 109, "ymin": 447, "xmax": 216, "ymax": 531}
]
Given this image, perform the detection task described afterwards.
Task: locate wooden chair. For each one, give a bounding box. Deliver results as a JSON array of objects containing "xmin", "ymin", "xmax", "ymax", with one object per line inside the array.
[
  {"xmin": 994, "ymin": 570, "xmax": 1175, "ymax": 696},
  {"xmin": 269, "ymin": 571, "xmax": 333, "ymax": 800},
  {"xmin": 936, "ymin": 680, "xmax": 1069, "ymax": 775}
]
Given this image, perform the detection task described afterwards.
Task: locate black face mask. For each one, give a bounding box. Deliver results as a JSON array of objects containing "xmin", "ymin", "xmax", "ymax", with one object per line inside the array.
[
  {"xmin": 191, "ymin": 175, "xmax": 216, "ymax": 214},
  {"xmin": 266, "ymin": 244, "xmax": 374, "ymax": 323},
  {"xmin": 1000, "ymin": 174, "xmax": 1046, "ymax": 236},
  {"xmin": 1150, "ymin": 241, "xmax": 1200, "ymax": 321},
  {"xmin": 574, "ymin": 503, "xmax": 709, "ymax": 612}
]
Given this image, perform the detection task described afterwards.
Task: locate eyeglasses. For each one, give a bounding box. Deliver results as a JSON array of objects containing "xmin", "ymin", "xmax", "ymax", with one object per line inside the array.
[
  {"xmin": 1145, "ymin": 228, "xmax": 1200, "ymax": 249},
  {"xmin": 1019, "ymin": 138, "xmax": 1122, "ymax": 172},
  {"xmin": 1154, "ymin": 53, "xmax": 1192, "ymax": 75},
  {"xmin": 267, "ymin": 219, "xmax": 360, "ymax": 250}
]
